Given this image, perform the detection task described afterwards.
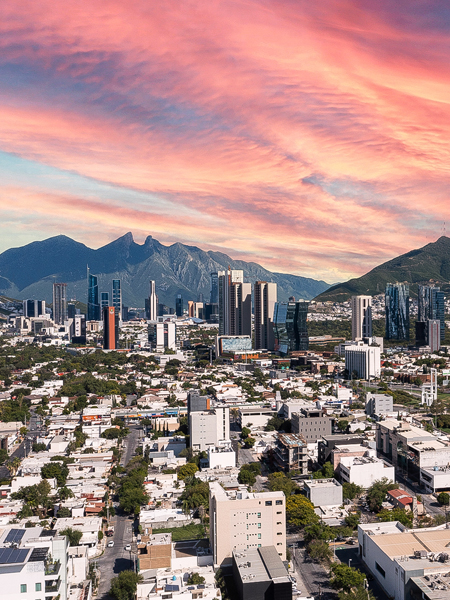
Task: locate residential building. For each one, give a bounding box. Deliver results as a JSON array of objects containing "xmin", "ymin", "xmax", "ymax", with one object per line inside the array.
[
  {"xmin": 0, "ymin": 525, "xmax": 70, "ymax": 600},
  {"xmin": 339, "ymin": 453, "xmax": 396, "ymax": 488},
  {"xmin": 318, "ymin": 434, "xmax": 365, "ymax": 465},
  {"xmin": 87, "ymin": 268, "xmax": 100, "ymax": 321},
  {"xmin": 207, "ymin": 443, "xmax": 236, "ymax": 469},
  {"xmin": 303, "ymin": 478, "xmax": 343, "ymax": 507},
  {"xmin": 386, "ymin": 489, "xmax": 424, "ymax": 515},
  {"xmin": 209, "ymin": 481, "xmax": 286, "ymax": 567},
  {"xmin": 232, "ymin": 546, "xmax": 291, "ymax": 600},
  {"xmin": 218, "ymin": 269, "xmax": 251, "ymax": 336},
  {"xmin": 71, "ymin": 314, "xmax": 86, "ymax": 344},
  {"xmin": 273, "ymin": 300, "xmax": 309, "ymax": 355},
  {"xmin": 416, "ymin": 319, "xmax": 441, "ymax": 351},
  {"xmin": 291, "ymin": 408, "xmax": 333, "ymax": 443},
  {"xmin": 190, "ymin": 407, "xmax": 230, "ymax": 452},
  {"xmin": 358, "ymin": 521, "xmax": 450, "ymax": 600},
  {"xmin": 272, "ymin": 433, "xmax": 308, "ymax": 474},
  {"xmin": 146, "ymin": 280, "xmax": 158, "ymax": 320},
  {"xmin": 112, "ymin": 279, "xmax": 122, "ymax": 320},
  {"xmin": 345, "ymin": 339, "xmax": 381, "ymax": 379},
  {"xmin": 103, "ymin": 306, "xmax": 119, "ymax": 350},
  {"xmin": 365, "ymin": 393, "xmax": 393, "ymax": 417},
  {"xmin": 351, "ymin": 295, "xmax": 372, "ymax": 340},
  {"xmin": 418, "ymin": 284, "xmax": 446, "ymax": 342},
  {"xmin": 385, "ymin": 283, "xmax": 410, "ymax": 340},
  {"xmin": 53, "ymin": 282, "xmax": 68, "ymax": 325},
  {"xmin": 254, "ymin": 281, "xmax": 277, "ymax": 350}
]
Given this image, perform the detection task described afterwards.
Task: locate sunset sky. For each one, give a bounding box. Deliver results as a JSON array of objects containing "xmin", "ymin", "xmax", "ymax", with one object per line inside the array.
[{"xmin": 1, "ymin": 0, "xmax": 450, "ymax": 283}]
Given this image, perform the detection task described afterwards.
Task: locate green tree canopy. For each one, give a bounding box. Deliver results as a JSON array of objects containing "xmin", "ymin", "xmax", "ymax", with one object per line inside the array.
[
  {"xmin": 286, "ymin": 495, "xmax": 319, "ymax": 529},
  {"xmin": 41, "ymin": 462, "xmax": 69, "ymax": 487},
  {"xmin": 60, "ymin": 527, "xmax": 83, "ymax": 546},
  {"xmin": 178, "ymin": 463, "xmax": 199, "ymax": 481},
  {"xmin": 110, "ymin": 570, "xmax": 143, "ymax": 600},
  {"xmin": 331, "ymin": 563, "xmax": 366, "ymax": 592},
  {"xmin": 366, "ymin": 478, "xmax": 398, "ymax": 512},
  {"xmin": 438, "ymin": 492, "xmax": 450, "ymax": 506}
]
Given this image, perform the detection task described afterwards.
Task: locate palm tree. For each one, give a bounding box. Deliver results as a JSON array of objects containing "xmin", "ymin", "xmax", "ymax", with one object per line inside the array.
[{"xmin": 7, "ymin": 456, "xmax": 21, "ymax": 477}]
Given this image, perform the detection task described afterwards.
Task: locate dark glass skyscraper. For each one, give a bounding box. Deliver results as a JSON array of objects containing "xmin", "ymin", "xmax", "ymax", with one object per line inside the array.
[
  {"xmin": 273, "ymin": 300, "xmax": 309, "ymax": 355},
  {"xmin": 101, "ymin": 292, "xmax": 109, "ymax": 314},
  {"xmin": 210, "ymin": 272, "xmax": 219, "ymax": 304},
  {"xmin": 112, "ymin": 279, "xmax": 122, "ymax": 319},
  {"xmin": 418, "ymin": 285, "xmax": 445, "ymax": 342},
  {"xmin": 385, "ymin": 283, "xmax": 410, "ymax": 340},
  {"xmin": 176, "ymin": 294, "xmax": 183, "ymax": 317},
  {"xmin": 87, "ymin": 268, "xmax": 100, "ymax": 321}
]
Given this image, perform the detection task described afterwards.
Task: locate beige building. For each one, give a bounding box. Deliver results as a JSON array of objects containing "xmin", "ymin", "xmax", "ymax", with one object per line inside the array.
[
  {"xmin": 209, "ymin": 481, "xmax": 286, "ymax": 568},
  {"xmin": 254, "ymin": 281, "xmax": 277, "ymax": 350},
  {"xmin": 190, "ymin": 407, "xmax": 230, "ymax": 452},
  {"xmin": 351, "ymin": 295, "xmax": 372, "ymax": 340}
]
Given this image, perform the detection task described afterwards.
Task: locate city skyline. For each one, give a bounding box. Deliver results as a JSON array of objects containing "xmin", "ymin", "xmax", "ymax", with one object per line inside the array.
[{"xmin": 1, "ymin": 2, "xmax": 449, "ymax": 283}]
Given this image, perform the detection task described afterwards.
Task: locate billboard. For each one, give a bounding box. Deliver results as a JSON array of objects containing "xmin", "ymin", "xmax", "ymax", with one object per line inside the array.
[{"xmin": 218, "ymin": 336, "xmax": 252, "ymax": 354}]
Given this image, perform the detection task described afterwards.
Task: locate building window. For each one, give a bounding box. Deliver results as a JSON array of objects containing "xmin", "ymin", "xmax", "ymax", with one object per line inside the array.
[
  {"xmin": 258, "ymin": 533, "xmax": 261, "ymax": 539},
  {"xmin": 276, "ymin": 500, "xmax": 282, "ymax": 505},
  {"xmin": 36, "ymin": 583, "xmax": 42, "ymax": 591},
  {"xmin": 20, "ymin": 584, "xmax": 27, "ymax": 593},
  {"xmin": 277, "ymin": 511, "xmax": 282, "ymax": 515},
  {"xmin": 375, "ymin": 562, "xmax": 385, "ymax": 578},
  {"xmin": 265, "ymin": 501, "xmax": 272, "ymax": 506},
  {"xmin": 257, "ymin": 512, "xmax": 261, "ymax": 517},
  {"xmin": 277, "ymin": 532, "xmax": 282, "ymax": 535}
]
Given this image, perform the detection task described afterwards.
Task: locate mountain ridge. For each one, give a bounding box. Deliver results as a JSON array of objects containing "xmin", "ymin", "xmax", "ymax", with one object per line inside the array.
[
  {"xmin": 315, "ymin": 236, "xmax": 450, "ymax": 302},
  {"xmin": 0, "ymin": 233, "xmax": 330, "ymax": 307}
]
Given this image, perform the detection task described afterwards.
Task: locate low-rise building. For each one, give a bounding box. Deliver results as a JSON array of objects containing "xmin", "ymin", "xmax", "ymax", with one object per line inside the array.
[
  {"xmin": 303, "ymin": 478, "xmax": 343, "ymax": 507},
  {"xmin": 272, "ymin": 433, "xmax": 308, "ymax": 474},
  {"xmin": 232, "ymin": 546, "xmax": 291, "ymax": 600},
  {"xmin": 339, "ymin": 453, "xmax": 395, "ymax": 489},
  {"xmin": 291, "ymin": 408, "xmax": 333, "ymax": 443}
]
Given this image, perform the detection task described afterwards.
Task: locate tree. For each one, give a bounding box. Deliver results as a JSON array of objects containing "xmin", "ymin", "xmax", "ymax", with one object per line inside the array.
[
  {"xmin": 366, "ymin": 478, "xmax": 398, "ymax": 512},
  {"xmin": 337, "ymin": 420, "xmax": 349, "ymax": 432},
  {"xmin": 241, "ymin": 427, "xmax": 251, "ymax": 439},
  {"xmin": 313, "ymin": 461, "xmax": 335, "ymax": 479},
  {"xmin": 331, "ymin": 563, "xmax": 366, "ymax": 592},
  {"xmin": 187, "ymin": 573, "xmax": 206, "ymax": 585},
  {"xmin": 19, "ymin": 426, "xmax": 28, "ymax": 436},
  {"xmin": 267, "ymin": 472, "xmax": 299, "ymax": 496},
  {"xmin": 344, "ymin": 513, "xmax": 361, "ymax": 530},
  {"xmin": 304, "ymin": 523, "xmax": 332, "ymax": 544},
  {"xmin": 245, "ymin": 436, "xmax": 256, "ymax": 448},
  {"xmin": 110, "ymin": 570, "xmax": 143, "ymax": 600},
  {"xmin": 307, "ymin": 539, "xmax": 332, "ymax": 562},
  {"xmin": 178, "ymin": 463, "xmax": 199, "ymax": 481},
  {"xmin": 11, "ymin": 480, "xmax": 51, "ymax": 516},
  {"xmin": 60, "ymin": 527, "xmax": 83, "ymax": 546},
  {"xmin": 343, "ymin": 483, "xmax": 363, "ymax": 501},
  {"xmin": 238, "ymin": 467, "xmax": 256, "ymax": 486},
  {"xmin": 438, "ymin": 492, "xmax": 450, "ymax": 506},
  {"xmin": 377, "ymin": 507, "xmax": 413, "ymax": 527},
  {"xmin": 7, "ymin": 456, "xmax": 21, "ymax": 477},
  {"xmin": 32, "ymin": 442, "xmax": 47, "ymax": 453},
  {"xmin": 41, "ymin": 462, "xmax": 69, "ymax": 487},
  {"xmin": 57, "ymin": 507, "xmax": 72, "ymax": 518},
  {"xmin": 101, "ymin": 428, "xmax": 121, "ymax": 439},
  {"xmin": 286, "ymin": 495, "xmax": 319, "ymax": 529}
]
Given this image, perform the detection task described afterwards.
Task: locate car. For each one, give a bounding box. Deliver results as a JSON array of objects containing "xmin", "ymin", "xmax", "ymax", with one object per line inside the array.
[
  {"xmin": 124, "ymin": 544, "xmax": 131, "ymax": 551},
  {"xmin": 107, "ymin": 541, "xmax": 114, "ymax": 547}
]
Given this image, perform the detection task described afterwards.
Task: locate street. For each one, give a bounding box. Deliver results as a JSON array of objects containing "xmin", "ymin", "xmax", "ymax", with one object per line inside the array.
[
  {"xmin": 94, "ymin": 427, "xmax": 140, "ymax": 599},
  {"xmin": 291, "ymin": 542, "xmax": 337, "ymax": 600}
]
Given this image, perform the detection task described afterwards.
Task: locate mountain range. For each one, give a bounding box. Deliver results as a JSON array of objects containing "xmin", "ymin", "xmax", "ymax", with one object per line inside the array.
[
  {"xmin": 0, "ymin": 233, "xmax": 330, "ymax": 307},
  {"xmin": 315, "ymin": 236, "xmax": 450, "ymax": 302}
]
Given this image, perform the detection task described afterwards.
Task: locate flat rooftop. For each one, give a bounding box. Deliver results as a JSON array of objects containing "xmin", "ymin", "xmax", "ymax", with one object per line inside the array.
[{"xmin": 304, "ymin": 478, "xmax": 341, "ymax": 488}]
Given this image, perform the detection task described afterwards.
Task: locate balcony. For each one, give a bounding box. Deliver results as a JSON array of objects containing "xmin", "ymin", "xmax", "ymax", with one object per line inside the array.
[
  {"xmin": 45, "ymin": 578, "xmax": 61, "ymax": 594},
  {"xmin": 45, "ymin": 560, "xmax": 61, "ymax": 576}
]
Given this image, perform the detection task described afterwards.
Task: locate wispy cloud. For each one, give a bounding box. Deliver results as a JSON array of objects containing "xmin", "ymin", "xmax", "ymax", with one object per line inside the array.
[{"xmin": 0, "ymin": 0, "xmax": 449, "ymax": 282}]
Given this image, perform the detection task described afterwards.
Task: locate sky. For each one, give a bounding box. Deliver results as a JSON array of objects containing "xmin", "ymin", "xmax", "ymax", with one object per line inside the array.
[{"xmin": 1, "ymin": 0, "xmax": 450, "ymax": 284}]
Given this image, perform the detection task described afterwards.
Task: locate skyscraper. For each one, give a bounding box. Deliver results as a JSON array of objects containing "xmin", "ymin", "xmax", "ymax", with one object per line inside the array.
[
  {"xmin": 210, "ymin": 272, "xmax": 219, "ymax": 304},
  {"xmin": 385, "ymin": 283, "xmax": 410, "ymax": 340},
  {"xmin": 103, "ymin": 306, "xmax": 119, "ymax": 349},
  {"xmin": 218, "ymin": 269, "xmax": 249, "ymax": 335},
  {"xmin": 146, "ymin": 280, "xmax": 158, "ymax": 320},
  {"xmin": 175, "ymin": 294, "xmax": 184, "ymax": 317},
  {"xmin": 101, "ymin": 292, "xmax": 109, "ymax": 314},
  {"xmin": 23, "ymin": 300, "xmax": 46, "ymax": 318},
  {"xmin": 273, "ymin": 300, "xmax": 309, "ymax": 355},
  {"xmin": 418, "ymin": 285, "xmax": 445, "ymax": 342},
  {"xmin": 67, "ymin": 303, "xmax": 76, "ymax": 319},
  {"xmin": 351, "ymin": 295, "xmax": 372, "ymax": 340},
  {"xmin": 52, "ymin": 283, "xmax": 68, "ymax": 325},
  {"xmin": 87, "ymin": 267, "xmax": 100, "ymax": 321},
  {"xmin": 254, "ymin": 281, "xmax": 277, "ymax": 350},
  {"xmin": 112, "ymin": 279, "xmax": 122, "ymax": 319}
]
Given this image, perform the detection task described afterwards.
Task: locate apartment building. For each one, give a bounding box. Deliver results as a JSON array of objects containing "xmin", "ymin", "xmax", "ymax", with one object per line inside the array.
[
  {"xmin": 291, "ymin": 408, "xmax": 333, "ymax": 443},
  {"xmin": 272, "ymin": 433, "xmax": 308, "ymax": 474},
  {"xmin": 209, "ymin": 482, "xmax": 286, "ymax": 568},
  {"xmin": 0, "ymin": 526, "xmax": 70, "ymax": 600},
  {"xmin": 190, "ymin": 407, "xmax": 230, "ymax": 452}
]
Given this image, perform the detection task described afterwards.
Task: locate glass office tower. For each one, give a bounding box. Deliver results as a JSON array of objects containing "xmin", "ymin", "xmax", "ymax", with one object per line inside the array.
[
  {"xmin": 418, "ymin": 285, "xmax": 445, "ymax": 342},
  {"xmin": 87, "ymin": 268, "xmax": 100, "ymax": 321},
  {"xmin": 273, "ymin": 300, "xmax": 309, "ymax": 355},
  {"xmin": 112, "ymin": 279, "xmax": 122, "ymax": 318},
  {"xmin": 385, "ymin": 283, "xmax": 410, "ymax": 340}
]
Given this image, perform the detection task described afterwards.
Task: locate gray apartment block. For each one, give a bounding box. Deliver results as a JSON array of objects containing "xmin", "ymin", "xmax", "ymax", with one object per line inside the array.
[
  {"xmin": 291, "ymin": 408, "xmax": 332, "ymax": 443},
  {"xmin": 365, "ymin": 393, "xmax": 393, "ymax": 417},
  {"xmin": 303, "ymin": 478, "xmax": 343, "ymax": 507}
]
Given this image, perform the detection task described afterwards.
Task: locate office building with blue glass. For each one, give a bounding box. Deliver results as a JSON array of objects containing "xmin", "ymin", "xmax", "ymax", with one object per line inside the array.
[
  {"xmin": 418, "ymin": 285, "xmax": 445, "ymax": 342},
  {"xmin": 273, "ymin": 300, "xmax": 309, "ymax": 355},
  {"xmin": 385, "ymin": 283, "xmax": 410, "ymax": 340},
  {"xmin": 87, "ymin": 268, "xmax": 100, "ymax": 321}
]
